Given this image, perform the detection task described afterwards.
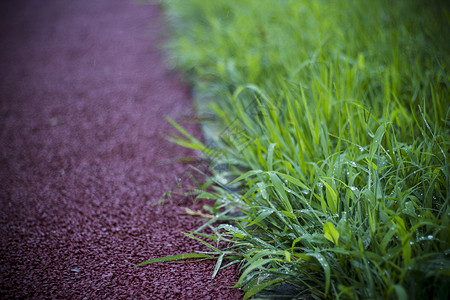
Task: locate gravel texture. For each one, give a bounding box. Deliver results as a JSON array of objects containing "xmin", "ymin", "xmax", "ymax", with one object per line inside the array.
[{"xmin": 0, "ymin": 0, "xmax": 242, "ymax": 299}]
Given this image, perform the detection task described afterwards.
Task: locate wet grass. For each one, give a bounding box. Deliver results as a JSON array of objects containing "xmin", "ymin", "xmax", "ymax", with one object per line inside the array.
[{"xmin": 139, "ymin": 0, "xmax": 450, "ymax": 298}]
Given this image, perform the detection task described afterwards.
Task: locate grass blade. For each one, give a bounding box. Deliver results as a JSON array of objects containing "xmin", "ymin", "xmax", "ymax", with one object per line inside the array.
[{"xmin": 134, "ymin": 253, "xmax": 213, "ymax": 267}]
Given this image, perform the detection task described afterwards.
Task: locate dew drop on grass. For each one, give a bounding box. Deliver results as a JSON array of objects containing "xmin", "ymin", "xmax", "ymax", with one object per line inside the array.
[
  {"xmin": 349, "ymin": 161, "xmax": 358, "ymax": 168},
  {"xmin": 341, "ymin": 211, "xmax": 347, "ymax": 222},
  {"xmin": 216, "ymin": 174, "xmax": 228, "ymax": 185},
  {"xmin": 416, "ymin": 235, "xmax": 435, "ymax": 242}
]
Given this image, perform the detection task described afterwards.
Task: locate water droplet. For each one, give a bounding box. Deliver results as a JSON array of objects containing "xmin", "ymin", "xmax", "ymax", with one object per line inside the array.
[
  {"xmin": 349, "ymin": 161, "xmax": 358, "ymax": 168},
  {"xmin": 215, "ymin": 175, "xmax": 228, "ymax": 185}
]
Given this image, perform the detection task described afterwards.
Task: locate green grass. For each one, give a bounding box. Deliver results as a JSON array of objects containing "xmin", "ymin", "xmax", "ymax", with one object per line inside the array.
[{"xmin": 139, "ymin": 0, "xmax": 450, "ymax": 298}]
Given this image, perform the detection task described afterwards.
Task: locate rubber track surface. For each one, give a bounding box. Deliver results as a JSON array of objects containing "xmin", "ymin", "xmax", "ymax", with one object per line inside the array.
[{"xmin": 0, "ymin": 1, "xmax": 242, "ymax": 299}]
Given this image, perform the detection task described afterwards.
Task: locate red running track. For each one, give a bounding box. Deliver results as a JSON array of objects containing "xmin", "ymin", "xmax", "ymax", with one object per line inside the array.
[{"xmin": 0, "ymin": 1, "xmax": 242, "ymax": 299}]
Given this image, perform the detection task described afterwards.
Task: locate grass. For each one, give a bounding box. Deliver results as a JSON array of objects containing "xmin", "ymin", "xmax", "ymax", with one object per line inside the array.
[{"xmin": 138, "ymin": 0, "xmax": 450, "ymax": 298}]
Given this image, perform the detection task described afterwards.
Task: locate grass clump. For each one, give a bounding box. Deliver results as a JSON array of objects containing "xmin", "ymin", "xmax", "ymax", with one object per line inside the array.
[{"xmin": 142, "ymin": 0, "xmax": 450, "ymax": 298}]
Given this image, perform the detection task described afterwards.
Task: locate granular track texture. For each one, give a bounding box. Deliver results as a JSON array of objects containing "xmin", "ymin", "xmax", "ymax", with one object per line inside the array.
[{"xmin": 0, "ymin": 0, "xmax": 242, "ymax": 299}]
